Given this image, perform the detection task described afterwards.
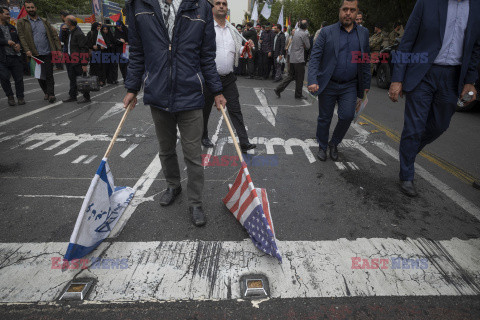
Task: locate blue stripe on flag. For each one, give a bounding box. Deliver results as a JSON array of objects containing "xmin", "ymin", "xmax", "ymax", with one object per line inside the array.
[
  {"xmin": 64, "ymin": 239, "xmax": 105, "ymax": 261},
  {"xmin": 96, "ymin": 160, "xmax": 113, "ymax": 197}
]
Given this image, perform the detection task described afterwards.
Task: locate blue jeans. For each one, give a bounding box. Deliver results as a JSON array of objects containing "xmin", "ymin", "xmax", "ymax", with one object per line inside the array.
[
  {"xmin": 399, "ymin": 65, "xmax": 459, "ymax": 181},
  {"xmin": 316, "ymin": 80, "xmax": 357, "ymax": 151},
  {"xmin": 0, "ymin": 55, "xmax": 24, "ymax": 98}
]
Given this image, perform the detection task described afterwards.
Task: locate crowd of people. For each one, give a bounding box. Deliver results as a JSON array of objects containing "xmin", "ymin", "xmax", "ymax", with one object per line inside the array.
[{"xmin": 0, "ymin": 1, "xmax": 129, "ymax": 106}]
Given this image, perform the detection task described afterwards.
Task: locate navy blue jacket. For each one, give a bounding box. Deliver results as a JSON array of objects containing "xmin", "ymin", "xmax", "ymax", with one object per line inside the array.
[
  {"xmin": 308, "ymin": 22, "xmax": 371, "ymax": 99},
  {"xmin": 0, "ymin": 23, "xmax": 20, "ymax": 63},
  {"xmin": 392, "ymin": 0, "xmax": 480, "ymax": 95},
  {"xmin": 125, "ymin": 0, "xmax": 222, "ymax": 113}
]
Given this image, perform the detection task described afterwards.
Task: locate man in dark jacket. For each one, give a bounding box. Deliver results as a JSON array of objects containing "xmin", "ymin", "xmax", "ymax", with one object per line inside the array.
[
  {"xmin": 272, "ymin": 24, "xmax": 286, "ymax": 82},
  {"xmin": 123, "ymin": 0, "xmax": 226, "ymax": 227},
  {"xmin": 0, "ymin": 6, "xmax": 25, "ymax": 106},
  {"xmin": 242, "ymin": 22, "xmax": 257, "ymax": 79},
  {"xmin": 62, "ymin": 15, "xmax": 90, "ymax": 104},
  {"xmin": 16, "ymin": 0, "xmax": 61, "ymax": 103},
  {"xmin": 259, "ymin": 22, "xmax": 274, "ymax": 79}
]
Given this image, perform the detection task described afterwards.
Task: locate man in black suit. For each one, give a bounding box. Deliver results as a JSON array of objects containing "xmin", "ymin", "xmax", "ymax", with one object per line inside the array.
[
  {"xmin": 62, "ymin": 15, "xmax": 90, "ymax": 104},
  {"xmin": 242, "ymin": 22, "xmax": 257, "ymax": 79},
  {"xmin": 272, "ymin": 24, "xmax": 286, "ymax": 82}
]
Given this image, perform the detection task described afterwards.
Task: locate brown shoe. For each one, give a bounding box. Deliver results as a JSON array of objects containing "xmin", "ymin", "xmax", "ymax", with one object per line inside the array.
[
  {"xmin": 17, "ymin": 98, "xmax": 26, "ymax": 105},
  {"xmin": 44, "ymin": 94, "xmax": 49, "ymax": 100},
  {"xmin": 8, "ymin": 96, "xmax": 16, "ymax": 106},
  {"xmin": 48, "ymin": 95, "xmax": 56, "ymax": 103}
]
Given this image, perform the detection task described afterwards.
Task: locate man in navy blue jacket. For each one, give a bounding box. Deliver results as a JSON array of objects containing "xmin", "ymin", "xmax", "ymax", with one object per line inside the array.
[
  {"xmin": 123, "ymin": 0, "xmax": 226, "ymax": 227},
  {"xmin": 307, "ymin": 0, "xmax": 370, "ymax": 162},
  {"xmin": 389, "ymin": 0, "xmax": 480, "ymax": 197}
]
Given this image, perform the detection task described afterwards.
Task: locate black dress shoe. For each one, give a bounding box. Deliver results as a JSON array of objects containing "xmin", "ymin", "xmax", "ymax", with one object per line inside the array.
[
  {"xmin": 62, "ymin": 97, "xmax": 77, "ymax": 103},
  {"xmin": 48, "ymin": 96, "xmax": 57, "ymax": 103},
  {"xmin": 77, "ymin": 98, "xmax": 91, "ymax": 104},
  {"xmin": 159, "ymin": 186, "xmax": 182, "ymax": 206},
  {"xmin": 44, "ymin": 94, "xmax": 49, "ymax": 100},
  {"xmin": 202, "ymin": 137, "xmax": 214, "ymax": 148},
  {"xmin": 274, "ymin": 88, "xmax": 281, "ymax": 98},
  {"xmin": 328, "ymin": 143, "xmax": 338, "ymax": 161},
  {"xmin": 241, "ymin": 143, "xmax": 257, "ymax": 153},
  {"xmin": 189, "ymin": 206, "xmax": 206, "ymax": 227},
  {"xmin": 400, "ymin": 181, "xmax": 418, "ymax": 197},
  {"xmin": 17, "ymin": 98, "xmax": 26, "ymax": 105},
  {"xmin": 295, "ymin": 95, "xmax": 308, "ymax": 100},
  {"xmin": 317, "ymin": 148, "xmax": 327, "ymax": 161}
]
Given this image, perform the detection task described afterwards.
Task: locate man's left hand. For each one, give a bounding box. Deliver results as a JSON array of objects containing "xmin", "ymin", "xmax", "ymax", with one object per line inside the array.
[
  {"xmin": 460, "ymin": 84, "xmax": 477, "ymax": 106},
  {"xmin": 82, "ymin": 66, "xmax": 88, "ymax": 73},
  {"xmin": 14, "ymin": 44, "xmax": 21, "ymax": 52}
]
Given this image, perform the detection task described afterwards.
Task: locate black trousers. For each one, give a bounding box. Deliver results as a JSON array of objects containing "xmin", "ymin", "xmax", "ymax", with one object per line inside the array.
[
  {"xmin": 246, "ymin": 51, "xmax": 255, "ymax": 77},
  {"xmin": 276, "ymin": 62, "xmax": 305, "ymax": 98},
  {"xmin": 119, "ymin": 61, "xmax": 128, "ymax": 80},
  {"xmin": 36, "ymin": 53, "xmax": 55, "ymax": 96},
  {"xmin": 203, "ymin": 73, "xmax": 249, "ymax": 145},
  {"xmin": 0, "ymin": 55, "xmax": 24, "ymax": 98},
  {"xmin": 259, "ymin": 51, "xmax": 273, "ymax": 79},
  {"xmin": 66, "ymin": 63, "xmax": 90, "ymax": 100}
]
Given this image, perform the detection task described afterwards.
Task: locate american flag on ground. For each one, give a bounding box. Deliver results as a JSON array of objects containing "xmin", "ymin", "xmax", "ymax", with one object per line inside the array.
[{"xmin": 223, "ymin": 162, "xmax": 282, "ymax": 262}]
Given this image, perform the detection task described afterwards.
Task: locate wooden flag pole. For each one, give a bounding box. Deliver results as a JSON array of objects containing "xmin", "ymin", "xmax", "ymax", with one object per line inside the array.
[
  {"xmin": 104, "ymin": 101, "xmax": 134, "ymax": 159},
  {"xmin": 219, "ymin": 105, "xmax": 244, "ymax": 163}
]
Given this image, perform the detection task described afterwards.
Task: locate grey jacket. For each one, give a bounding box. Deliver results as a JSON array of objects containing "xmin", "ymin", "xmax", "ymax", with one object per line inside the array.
[{"xmin": 289, "ymin": 28, "xmax": 310, "ymax": 63}]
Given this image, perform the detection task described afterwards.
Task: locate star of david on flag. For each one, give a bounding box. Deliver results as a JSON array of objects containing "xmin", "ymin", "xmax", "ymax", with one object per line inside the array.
[
  {"xmin": 64, "ymin": 159, "xmax": 135, "ymax": 260},
  {"xmin": 223, "ymin": 162, "xmax": 282, "ymax": 262}
]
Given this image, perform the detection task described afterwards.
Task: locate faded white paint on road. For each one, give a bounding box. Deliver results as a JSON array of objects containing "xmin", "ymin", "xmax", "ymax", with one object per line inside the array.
[{"xmin": 1, "ymin": 237, "xmax": 479, "ymax": 303}]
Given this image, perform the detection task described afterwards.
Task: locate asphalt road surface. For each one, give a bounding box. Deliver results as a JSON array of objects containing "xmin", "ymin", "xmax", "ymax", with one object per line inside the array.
[{"xmin": 1, "ymin": 70, "xmax": 479, "ymax": 319}]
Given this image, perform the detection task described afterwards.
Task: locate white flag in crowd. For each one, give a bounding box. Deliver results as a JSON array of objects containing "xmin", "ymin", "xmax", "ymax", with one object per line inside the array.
[
  {"xmin": 251, "ymin": 1, "xmax": 259, "ymax": 26},
  {"xmin": 260, "ymin": 0, "xmax": 272, "ymax": 19},
  {"xmin": 277, "ymin": 5, "xmax": 284, "ymax": 30}
]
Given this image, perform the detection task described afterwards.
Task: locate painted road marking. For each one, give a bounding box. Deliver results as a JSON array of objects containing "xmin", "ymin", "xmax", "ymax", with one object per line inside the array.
[
  {"xmin": 335, "ymin": 162, "xmax": 347, "ymax": 170},
  {"xmin": 12, "ymin": 132, "xmax": 126, "ymax": 156},
  {"xmin": 0, "ymin": 85, "xmax": 123, "ymax": 128},
  {"xmin": 60, "ymin": 121, "xmax": 71, "ymax": 126},
  {"xmin": 97, "ymin": 92, "xmax": 144, "ymax": 122},
  {"xmin": 374, "ymin": 141, "xmax": 480, "ymax": 222},
  {"xmin": 254, "ymin": 88, "xmax": 278, "ymax": 126},
  {"xmin": 0, "ymin": 125, "xmax": 43, "ymax": 143},
  {"xmin": 347, "ymin": 162, "xmax": 359, "ymax": 170},
  {"xmin": 83, "ymin": 155, "xmax": 97, "ymax": 164},
  {"xmin": 72, "ymin": 155, "xmax": 88, "ymax": 164},
  {"xmin": 120, "ymin": 144, "xmax": 139, "ymax": 158},
  {"xmin": 17, "ymin": 195, "xmax": 85, "ymax": 199},
  {"xmin": 0, "ymin": 237, "xmax": 479, "ymax": 303},
  {"xmin": 108, "ymin": 154, "xmax": 162, "ymax": 238}
]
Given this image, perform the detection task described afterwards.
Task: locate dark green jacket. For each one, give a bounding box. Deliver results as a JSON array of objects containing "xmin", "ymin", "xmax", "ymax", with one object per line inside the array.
[{"xmin": 17, "ymin": 16, "xmax": 61, "ymax": 56}]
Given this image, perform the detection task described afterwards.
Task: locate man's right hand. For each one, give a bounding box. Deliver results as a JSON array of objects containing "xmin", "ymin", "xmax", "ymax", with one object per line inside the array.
[
  {"xmin": 26, "ymin": 51, "xmax": 32, "ymax": 57},
  {"xmin": 308, "ymin": 84, "xmax": 319, "ymax": 93},
  {"xmin": 8, "ymin": 40, "xmax": 15, "ymax": 46},
  {"xmin": 214, "ymin": 94, "xmax": 227, "ymax": 111},
  {"xmin": 123, "ymin": 92, "xmax": 138, "ymax": 110},
  {"xmin": 389, "ymin": 82, "xmax": 403, "ymax": 102}
]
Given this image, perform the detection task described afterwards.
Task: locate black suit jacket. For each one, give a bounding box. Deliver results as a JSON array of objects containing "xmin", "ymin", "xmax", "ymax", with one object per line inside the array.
[
  {"xmin": 273, "ymin": 32, "xmax": 286, "ymax": 58},
  {"xmin": 243, "ymin": 28, "xmax": 258, "ymax": 49},
  {"xmin": 67, "ymin": 26, "xmax": 89, "ymax": 66},
  {"xmin": 0, "ymin": 23, "xmax": 20, "ymax": 63}
]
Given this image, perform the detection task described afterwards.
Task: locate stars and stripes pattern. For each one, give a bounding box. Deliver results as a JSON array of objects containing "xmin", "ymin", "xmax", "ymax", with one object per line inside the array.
[{"xmin": 223, "ymin": 162, "xmax": 282, "ymax": 262}]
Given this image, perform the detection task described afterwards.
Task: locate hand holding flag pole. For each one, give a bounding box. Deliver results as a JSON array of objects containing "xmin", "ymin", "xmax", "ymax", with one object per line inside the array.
[
  {"xmin": 220, "ymin": 105, "xmax": 282, "ymax": 262},
  {"xmin": 104, "ymin": 101, "xmax": 134, "ymax": 158},
  {"xmin": 64, "ymin": 101, "xmax": 135, "ymax": 262}
]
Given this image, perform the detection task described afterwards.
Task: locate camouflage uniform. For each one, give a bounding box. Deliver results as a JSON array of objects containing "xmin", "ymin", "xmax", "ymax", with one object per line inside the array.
[
  {"xmin": 388, "ymin": 26, "xmax": 404, "ymax": 46},
  {"xmin": 369, "ymin": 31, "xmax": 386, "ymax": 73}
]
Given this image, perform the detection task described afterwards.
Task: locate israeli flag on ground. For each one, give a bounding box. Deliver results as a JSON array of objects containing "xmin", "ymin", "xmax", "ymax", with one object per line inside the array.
[{"xmin": 64, "ymin": 158, "xmax": 135, "ymax": 260}]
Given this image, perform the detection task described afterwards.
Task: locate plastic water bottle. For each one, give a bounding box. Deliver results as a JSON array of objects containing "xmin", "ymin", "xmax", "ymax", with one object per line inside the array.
[{"xmin": 457, "ymin": 91, "xmax": 474, "ymax": 107}]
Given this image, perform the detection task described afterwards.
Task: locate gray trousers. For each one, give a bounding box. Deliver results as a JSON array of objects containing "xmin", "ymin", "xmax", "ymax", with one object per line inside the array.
[{"xmin": 150, "ymin": 107, "xmax": 204, "ymax": 207}]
